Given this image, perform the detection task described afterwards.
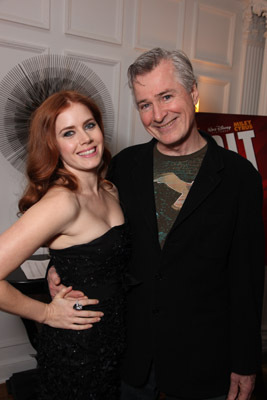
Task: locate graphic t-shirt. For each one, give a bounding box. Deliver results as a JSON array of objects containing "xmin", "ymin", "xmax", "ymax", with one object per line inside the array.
[{"xmin": 153, "ymin": 143, "xmax": 207, "ymax": 247}]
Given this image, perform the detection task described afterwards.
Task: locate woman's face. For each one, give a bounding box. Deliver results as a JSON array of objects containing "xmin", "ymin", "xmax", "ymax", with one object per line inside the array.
[{"xmin": 55, "ymin": 102, "xmax": 104, "ymax": 175}]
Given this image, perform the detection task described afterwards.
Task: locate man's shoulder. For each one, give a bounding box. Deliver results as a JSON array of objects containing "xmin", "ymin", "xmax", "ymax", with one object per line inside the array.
[
  {"xmin": 107, "ymin": 140, "xmax": 153, "ymax": 183},
  {"xmin": 203, "ymin": 130, "xmax": 259, "ymax": 171},
  {"xmin": 112, "ymin": 140, "xmax": 153, "ymax": 162},
  {"xmin": 217, "ymin": 140, "xmax": 258, "ymax": 171}
]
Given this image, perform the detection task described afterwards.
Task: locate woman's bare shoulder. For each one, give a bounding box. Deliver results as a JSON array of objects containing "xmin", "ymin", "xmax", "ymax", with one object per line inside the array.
[
  {"xmin": 39, "ymin": 186, "xmax": 80, "ymax": 218},
  {"xmin": 44, "ymin": 185, "xmax": 77, "ymax": 200}
]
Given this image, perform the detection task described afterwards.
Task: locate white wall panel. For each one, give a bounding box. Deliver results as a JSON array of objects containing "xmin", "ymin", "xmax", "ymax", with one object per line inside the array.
[
  {"xmin": 134, "ymin": 0, "xmax": 185, "ymax": 50},
  {"xmin": 0, "ymin": 40, "xmax": 48, "ymax": 232},
  {"xmin": 0, "ymin": 0, "xmax": 50, "ymax": 29},
  {"xmin": 0, "ymin": 39, "xmax": 48, "ymax": 74},
  {"xmin": 0, "ymin": 154, "xmax": 25, "ymax": 232},
  {"xmin": 197, "ymin": 76, "xmax": 230, "ymax": 113},
  {"xmin": 65, "ymin": 0, "xmax": 124, "ymax": 44},
  {"xmin": 0, "ymin": 38, "xmax": 47, "ymax": 55},
  {"xmin": 191, "ymin": 3, "xmax": 236, "ymax": 67}
]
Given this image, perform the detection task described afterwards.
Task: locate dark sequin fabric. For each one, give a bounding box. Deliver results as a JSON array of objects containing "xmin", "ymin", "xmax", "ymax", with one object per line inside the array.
[{"xmin": 37, "ymin": 224, "xmax": 131, "ymax": 400}]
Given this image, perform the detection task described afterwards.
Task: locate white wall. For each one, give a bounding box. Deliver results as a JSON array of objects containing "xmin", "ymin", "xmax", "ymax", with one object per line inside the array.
[{"xmin": 0, "ymin": 0, "xmax": 265, "ymax": 382}]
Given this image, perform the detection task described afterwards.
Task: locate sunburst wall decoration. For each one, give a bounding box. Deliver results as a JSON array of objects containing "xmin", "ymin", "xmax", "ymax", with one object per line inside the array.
[{"xmin": 0, "ymin": 54, "xmax": 114, "ymax": 172}]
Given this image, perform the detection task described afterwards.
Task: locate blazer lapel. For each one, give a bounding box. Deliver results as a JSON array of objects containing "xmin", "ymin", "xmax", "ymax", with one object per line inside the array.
[
  {"xmin": 130, "ymin": 140, "xmax": 159, "ymax": 243},
  {"xmin": 171, "ymin": 133, "xmax": 224, "ymax": 229}
]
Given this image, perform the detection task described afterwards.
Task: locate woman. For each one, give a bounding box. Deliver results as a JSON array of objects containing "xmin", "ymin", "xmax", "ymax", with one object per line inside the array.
[{"xmin": 0, "ymin": 90, "xmax": 131, "ymax": 399}]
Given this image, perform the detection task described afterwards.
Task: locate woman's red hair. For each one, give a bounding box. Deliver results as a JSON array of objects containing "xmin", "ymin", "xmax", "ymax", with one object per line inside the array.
[{"xmin": 18, "ymin": 90, "xmax": 111, "ymax": 214}]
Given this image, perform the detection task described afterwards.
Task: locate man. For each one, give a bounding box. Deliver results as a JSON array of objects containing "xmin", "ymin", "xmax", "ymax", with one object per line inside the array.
[{"xmin": 49, "ymin": 48, "xmax": 265, "ymax": 400}]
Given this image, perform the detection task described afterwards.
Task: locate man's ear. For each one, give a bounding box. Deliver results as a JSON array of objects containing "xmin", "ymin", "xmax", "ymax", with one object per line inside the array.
[{"xmin": 191, "ymin": 84, "xmax": 199, "ymax": 106}]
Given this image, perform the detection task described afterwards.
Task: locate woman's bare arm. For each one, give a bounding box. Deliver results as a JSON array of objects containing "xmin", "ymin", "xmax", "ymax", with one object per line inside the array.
[{"xmin": 0, "ymin": 189, "xmax": 102, "ymax": 329}]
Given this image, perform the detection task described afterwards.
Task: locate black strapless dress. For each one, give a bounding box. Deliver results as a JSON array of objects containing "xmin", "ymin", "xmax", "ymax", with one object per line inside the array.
[{"xmin": 37, "ymin": 223, "xmax": 131, "ymax": 400}]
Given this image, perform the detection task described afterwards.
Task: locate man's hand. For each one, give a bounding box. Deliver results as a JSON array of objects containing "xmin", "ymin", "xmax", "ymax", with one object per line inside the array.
[
  {"xmin": 47, "ymin": 266, "xmax": 86, "ymax": 299},
  {"xmin": 43, "ymin": 286, "xmax": 104, "ymax": 330},
  {"xmin": 227, "ymin": 372, "xmax": 256, "ymax": 400}
]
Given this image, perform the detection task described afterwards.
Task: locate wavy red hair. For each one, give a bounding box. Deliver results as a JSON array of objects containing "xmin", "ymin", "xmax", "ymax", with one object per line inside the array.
[{"xmin": 18, "ymin": 90, "xmax": 111, "ymax": 214}]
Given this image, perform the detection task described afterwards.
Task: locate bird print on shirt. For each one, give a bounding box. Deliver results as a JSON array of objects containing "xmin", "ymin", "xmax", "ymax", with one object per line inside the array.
[{"xmin": 154, "ymin": 172, "xmax": 194, "ymax": 210}]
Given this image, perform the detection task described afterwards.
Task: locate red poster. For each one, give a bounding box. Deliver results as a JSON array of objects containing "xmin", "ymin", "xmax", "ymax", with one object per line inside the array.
[{"xmin": 196, "ymin": 112, "xmax": 267, "ymax": 262}]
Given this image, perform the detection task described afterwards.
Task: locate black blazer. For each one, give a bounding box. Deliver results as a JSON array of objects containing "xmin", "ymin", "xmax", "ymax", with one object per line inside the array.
[{"xmin": 108, "ymin": 131, "xmax": 265, "ymax": 399}]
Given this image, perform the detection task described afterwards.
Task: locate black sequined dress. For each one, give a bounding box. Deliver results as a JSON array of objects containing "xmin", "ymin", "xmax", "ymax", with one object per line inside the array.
[{"xmin": 37, "ymin": 223, "xmax": 131, "ymax": 400}]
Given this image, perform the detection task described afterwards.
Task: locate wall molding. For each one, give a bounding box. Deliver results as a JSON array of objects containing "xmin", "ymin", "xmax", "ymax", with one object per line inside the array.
[
  {"xmin": 0, "ymin": 336, "xmax": 30, "ymax": 349},
  {"xmin": 0, "ymin": 0, "xmax": 50, "ymax": 30},
  {"xmin": 242, "ymin": 2, "xmax": 267, "ymax": 114},
  {"xmin": 65, "ymin": 50, "xmax": 121, "ymax": 67},
  {"xmin": 0, "ymin": 353, "xmax": 36, "ymax": 384},
  {"xmin": 0, "ymin": 37, "xmax": 48, "ymax": 54},
  {"xmin": 64, "ymin": 0, "xmax": 124, "ymax": 44},
  {"xmin": 133, "ymin": 0, "xmax": 185, "ymax": 51},
  {"xmin": 197, "ymin": 75, "xmax": 230, "ymax": 113},
  {"xmin": 191, "ymin": 3, "xmax": 236, "ymax": 68},
  {"xmin": 258, "ymin": 38, "xmax": 267, "ymax": 114},
  {"xmin": 0, "ymin": 337, "xmax": 36, "ymax": 383}
]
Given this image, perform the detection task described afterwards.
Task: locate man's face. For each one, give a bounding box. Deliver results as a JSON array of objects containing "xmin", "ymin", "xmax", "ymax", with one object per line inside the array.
[{"xmin": 133, "ymin": 60, "xmax": 199, "ymax": 155}]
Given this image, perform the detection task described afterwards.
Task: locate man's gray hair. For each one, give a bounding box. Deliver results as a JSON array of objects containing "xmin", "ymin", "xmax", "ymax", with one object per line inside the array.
[{"xmin": 127, "ymin": 47, "xmax": 197, "ymax": 93}]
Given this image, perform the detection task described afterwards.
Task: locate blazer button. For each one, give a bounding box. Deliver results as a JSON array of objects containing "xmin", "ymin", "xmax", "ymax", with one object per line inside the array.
[
  {"xmin": 154, "ymin": 273, "xmax": 163, "ymax": 280},
  {"xmin": 152, "ymin": 308, "xmax": 160, "ymax": 316}
]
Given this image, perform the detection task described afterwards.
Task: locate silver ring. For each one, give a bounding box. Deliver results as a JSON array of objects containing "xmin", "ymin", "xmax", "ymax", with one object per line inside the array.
[{"xmin": 73, "ymin": 301, "xmax": 83, "ymax": 310}]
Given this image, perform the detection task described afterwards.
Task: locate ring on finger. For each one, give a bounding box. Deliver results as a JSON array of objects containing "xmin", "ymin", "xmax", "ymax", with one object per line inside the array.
[{"xmin": 73, "ymin": 301, "xmax": 83, "ymax": 310}]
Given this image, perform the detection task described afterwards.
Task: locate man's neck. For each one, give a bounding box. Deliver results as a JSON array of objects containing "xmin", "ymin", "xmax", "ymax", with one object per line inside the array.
[{"xmin": 156, "ymin": 131, "xmax": 207, "ymax": 157}]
